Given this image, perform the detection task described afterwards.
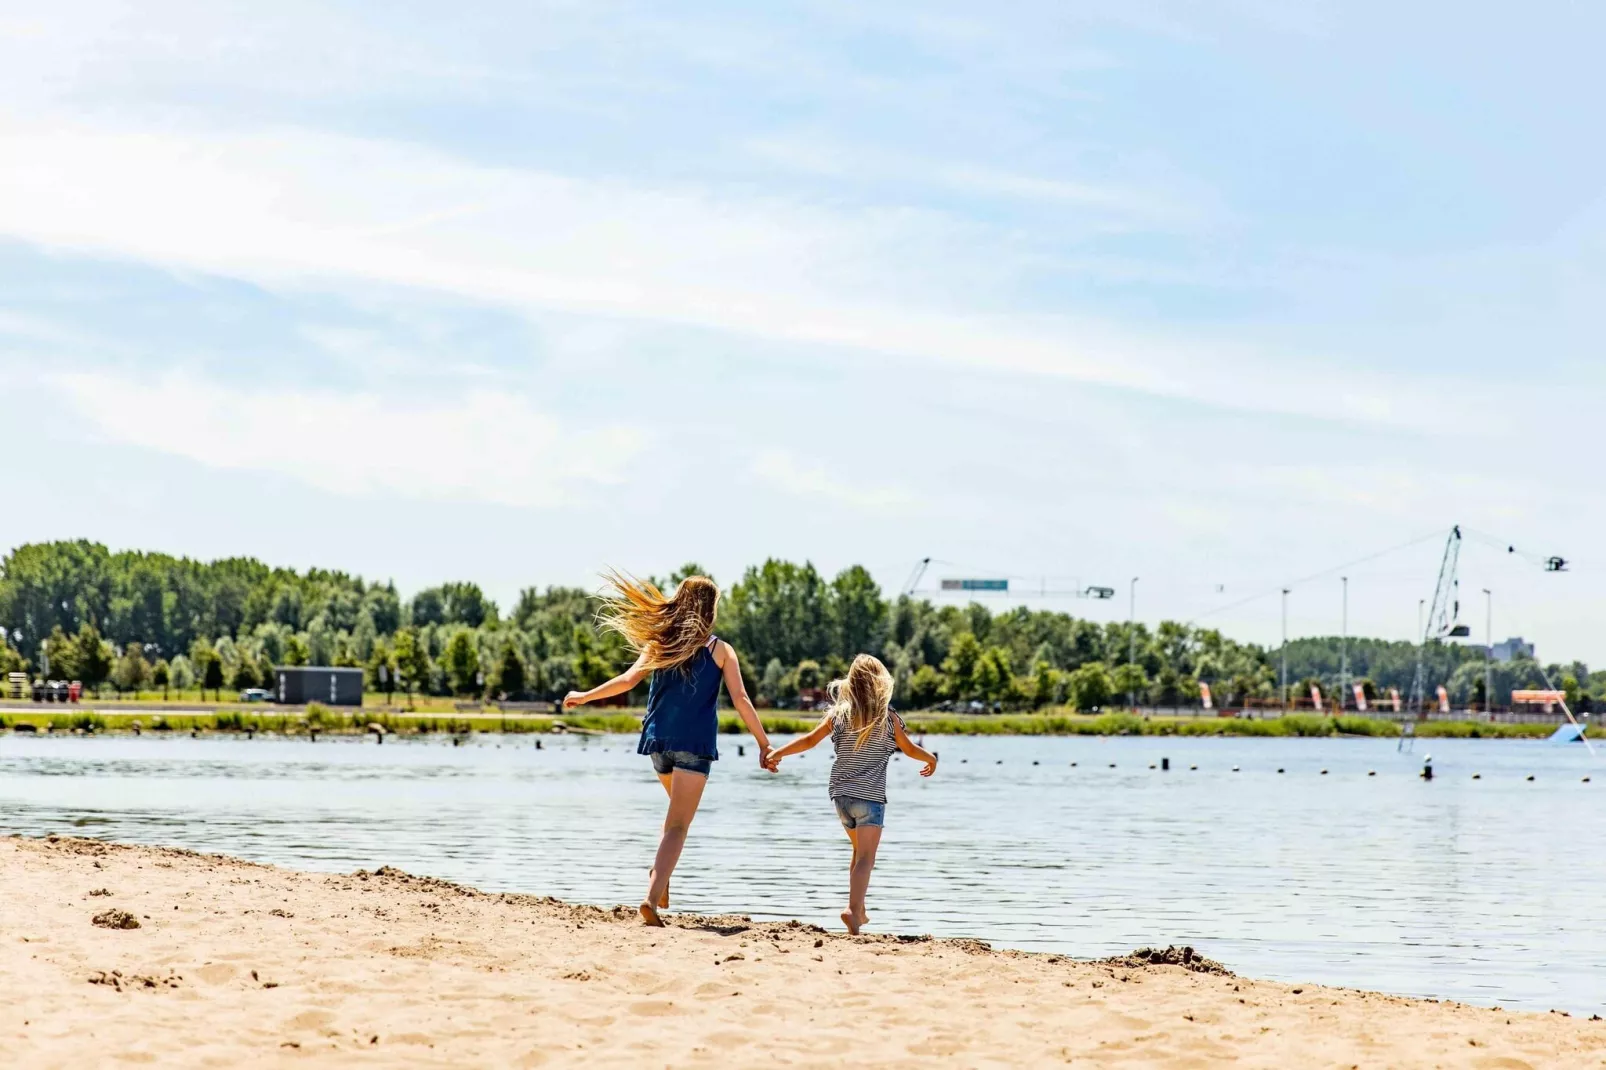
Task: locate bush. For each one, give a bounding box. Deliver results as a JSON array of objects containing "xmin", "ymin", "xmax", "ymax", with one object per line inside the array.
[{"xmin": 303, "ymin": 702, "xmax": 349, "ymax": 731}]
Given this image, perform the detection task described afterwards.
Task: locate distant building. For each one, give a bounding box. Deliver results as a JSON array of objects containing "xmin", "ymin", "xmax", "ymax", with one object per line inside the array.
[
  {"xmin": 275, "ymin": 666, "xmax": 364, "ymax": 706},
  {"xmin": 1487, "ymin": 637, "xmax": 1535, "ymax": 663}
]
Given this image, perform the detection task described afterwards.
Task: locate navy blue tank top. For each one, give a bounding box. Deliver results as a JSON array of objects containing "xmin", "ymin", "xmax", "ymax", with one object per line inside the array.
[{"xmin": 637, "ymin": 635, "xmax": 723, "ymax": 760}]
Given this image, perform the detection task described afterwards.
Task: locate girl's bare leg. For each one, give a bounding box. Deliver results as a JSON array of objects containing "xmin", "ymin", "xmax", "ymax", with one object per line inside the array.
[
  {"xmin": 641, "ymin": 769, "xmax": 706, "ymax": 925},
  {"xmin": 842, "ymin": 825, "xmax": 881, "ymax": 934},
  {"xmin": 653, "ymin": 773, "xmax": 674, "ymax": 907}
]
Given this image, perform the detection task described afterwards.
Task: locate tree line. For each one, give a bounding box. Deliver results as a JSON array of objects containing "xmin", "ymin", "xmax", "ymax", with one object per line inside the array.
[{"xmin": 0, "ymin": 541, "xmax": 1595, "ymax": 710}]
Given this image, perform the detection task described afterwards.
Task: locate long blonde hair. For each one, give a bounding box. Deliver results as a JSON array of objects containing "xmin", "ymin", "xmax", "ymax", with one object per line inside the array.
[
  {"xmin": 597, "ymin": 570, "xmax": 720, "ymax": 672},
  {"xmin": 829, "ymin": 653, "xmax": 895, "ymax": 751}
]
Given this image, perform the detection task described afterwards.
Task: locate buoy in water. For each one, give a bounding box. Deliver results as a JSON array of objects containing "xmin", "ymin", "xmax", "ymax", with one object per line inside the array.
[
  {"xmin": 1367, "ymin": 770, "xmax": 1376, "ymax": 776},
  {"xmin": 1231, "ymin": 766, "xmax": 1240, "ymax": 772},
  {"xmin": 1526, "ymin": 774, "xmax": 1535, "ymax": 782},
  {"xmin": 1161, "ymin": 757, "xmax": 1170, "ymax": 771},
  {"xmin": 1320, "ymin": 769, "xmax": 1328, "ymax": 775},
  {"xmin": 1277, "ymin": 768, "xmax": 1285, "ymax": 774},
  {"xmin": 1421, "ymin": 755, "xmax": 1434, "ymax": 781},
  {"xmin": 1189, "ymin": 764, "xmax": 1197, "ymax": 771},
  {"xmin": 1472, "ymin": 773, "xmax": 1481, "ymax": 779}
]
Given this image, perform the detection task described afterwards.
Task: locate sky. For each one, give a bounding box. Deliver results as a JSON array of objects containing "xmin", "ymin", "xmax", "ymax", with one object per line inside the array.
[{"xmin": 2, "ymin": 1, "xmax": 1604, "ymax": 661}]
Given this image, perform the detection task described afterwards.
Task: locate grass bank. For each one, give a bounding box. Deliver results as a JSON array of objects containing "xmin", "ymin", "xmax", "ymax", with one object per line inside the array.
[{"xmin": 0, "ymin": 707, "xmax": 1564, "ymax": 739}]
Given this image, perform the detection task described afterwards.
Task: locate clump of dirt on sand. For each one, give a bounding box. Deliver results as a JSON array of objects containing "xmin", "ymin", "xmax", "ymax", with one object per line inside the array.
[
  {"xmin": 88, "ymin": 969, "xmax": 181, "ymax": 991},
  {"xmin": 1101, "ymin": 946, "xmax": 1231, "ymax": 975},
  {"xmin": 92, "ymin": 909, "xmax": 141, "ymax": 930}
]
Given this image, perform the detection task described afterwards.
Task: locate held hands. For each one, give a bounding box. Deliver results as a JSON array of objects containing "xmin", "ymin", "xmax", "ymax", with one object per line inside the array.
[
  {"xmin": 759, "ymin": 744, "xmax": 780, "ymax": 773},
  {"xmin": 562, "ymin": 690, "xmax": 586, "ymax": 710}
]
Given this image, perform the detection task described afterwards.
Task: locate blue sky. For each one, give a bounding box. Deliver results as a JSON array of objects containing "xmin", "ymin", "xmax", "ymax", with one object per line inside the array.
[{"xmin": 2, "ymin": 1, "xmax": 1604, "ymax": 659}]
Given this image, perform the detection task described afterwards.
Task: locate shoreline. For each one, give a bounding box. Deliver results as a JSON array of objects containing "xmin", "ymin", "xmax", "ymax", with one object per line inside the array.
[
  {"xmin": 4, "ymin": 835, "xmax": 1602, "ymax": 1067},
  {"xmin": 0, "ymin": 706, "xmax": 1568, "ymax": 740}
]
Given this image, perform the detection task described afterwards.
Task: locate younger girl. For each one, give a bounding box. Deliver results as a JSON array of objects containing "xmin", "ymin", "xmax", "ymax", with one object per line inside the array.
[
  {"xmin": 766, "ymin": 654, "xmax": 937, "ymax": 934},
  {"xmin": 564, "ymin": 572, "xmax": 772, "ymax": 926}
]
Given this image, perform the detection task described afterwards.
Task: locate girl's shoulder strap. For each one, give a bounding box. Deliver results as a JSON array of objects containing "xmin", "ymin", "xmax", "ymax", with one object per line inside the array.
[{"xmin": 704, "ymin": 633, "xmax": 719, "ymax": 650}]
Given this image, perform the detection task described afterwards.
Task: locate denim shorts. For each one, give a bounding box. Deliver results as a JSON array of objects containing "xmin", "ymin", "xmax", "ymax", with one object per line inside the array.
[
  {"xmin": 650, "ymin": 750, "xmax": 712, "ymax": 777},
  {"xmin": 833, "ymin": 796, "xmax": 886, "ymax": 829}
]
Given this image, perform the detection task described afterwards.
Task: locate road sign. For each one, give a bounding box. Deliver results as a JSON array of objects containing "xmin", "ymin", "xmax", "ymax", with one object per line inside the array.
[{"xmin": 940, "ymin": 579, "xmax": 1008, "ymax": 592}]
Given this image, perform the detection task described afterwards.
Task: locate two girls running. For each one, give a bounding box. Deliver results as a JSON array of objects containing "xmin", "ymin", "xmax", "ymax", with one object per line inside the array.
[{"xmin": 563, "ymin": 572, "xmax": 936, "ymax": 933}]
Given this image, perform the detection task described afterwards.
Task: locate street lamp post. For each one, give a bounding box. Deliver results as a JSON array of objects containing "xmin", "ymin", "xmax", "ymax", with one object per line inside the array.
[
  {"xmin": 1281, "ymin": 588, "xmax": 1290, "ymax": 710},
  {"xmin": 1340, "ymin": 576, "xmax": 1349, "ymax": 712},
  {"xmin": 1128, "ymin": 577, "xmax": 1139, "ymax": 711}
]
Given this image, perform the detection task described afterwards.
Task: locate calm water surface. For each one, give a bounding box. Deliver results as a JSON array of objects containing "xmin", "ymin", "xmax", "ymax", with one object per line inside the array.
[{"xmin": 1, "ymin": 732, "xmax": 1600, "ymax": 1014}]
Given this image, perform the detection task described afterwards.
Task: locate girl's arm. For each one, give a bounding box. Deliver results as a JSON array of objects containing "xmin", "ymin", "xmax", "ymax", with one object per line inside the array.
[
  {"xmin": 562, "ymin": 652, "xmax": 650, "ymax": 709},
  {"xmin": 891, "ymin": 716, "xmax": 938, "ymax": 777},
  {"xmin": 715, "ymin": 641, "xmax": 773, "ymax": 763},
  {"xmin": 767, "ymin": 714, "xmax": 834, "ymax": 765}
]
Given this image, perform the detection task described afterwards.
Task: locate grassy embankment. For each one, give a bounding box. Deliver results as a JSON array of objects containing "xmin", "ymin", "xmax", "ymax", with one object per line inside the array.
[{"xmin": 0, "ymin": 706, "xmax": 1562, "ymax": 739}]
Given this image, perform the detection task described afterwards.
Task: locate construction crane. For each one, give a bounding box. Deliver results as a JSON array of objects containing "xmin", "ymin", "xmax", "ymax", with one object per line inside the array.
[{"xmin": 1409, "ymin": 526, "xmax": 1470, "ymax": 714}]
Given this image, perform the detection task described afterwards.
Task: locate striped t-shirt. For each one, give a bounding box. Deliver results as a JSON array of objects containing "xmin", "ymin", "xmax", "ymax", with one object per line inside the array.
[{"xmin": 828, "ymin": 711, "xmax": 905, "ymax": 804}]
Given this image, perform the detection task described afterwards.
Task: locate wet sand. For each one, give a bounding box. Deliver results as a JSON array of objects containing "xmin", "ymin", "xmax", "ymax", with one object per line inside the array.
[{"xmin": 2, "ymin": 835, "xmax": 1601, "ymax": 1067}]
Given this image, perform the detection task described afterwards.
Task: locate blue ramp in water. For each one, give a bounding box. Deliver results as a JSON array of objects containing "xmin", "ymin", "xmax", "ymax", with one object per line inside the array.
[{"xmin": 1548, "ymin": 723, "xmax": 1587, "ymax": 744}]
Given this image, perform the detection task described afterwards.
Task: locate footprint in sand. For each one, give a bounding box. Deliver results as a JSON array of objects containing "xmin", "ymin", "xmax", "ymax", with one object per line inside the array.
[
  {"xmin": 193, "ymin": 963, "xmax": 238, "ymax": 985},
  {"xmin": 627, "ymin": 1000, "xmax": 679, "ymax": 1017}
]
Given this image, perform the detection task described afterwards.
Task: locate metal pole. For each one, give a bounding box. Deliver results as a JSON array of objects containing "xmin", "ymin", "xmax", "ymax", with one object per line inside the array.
[
  {"xmin": 1280, "ymin": 588, "xmax": 1289, "ymax": 709},
  {"xmin": 1128, "ymin": 577, "xmax": 1139, "ymax": 710},
  {"xmin": 1340, "ymin": 576, "xmax": 1348, "ymax": 711},
  {"xmin": 1483, "ymin": 589, "xmax": 1493, "ymax": 719}
]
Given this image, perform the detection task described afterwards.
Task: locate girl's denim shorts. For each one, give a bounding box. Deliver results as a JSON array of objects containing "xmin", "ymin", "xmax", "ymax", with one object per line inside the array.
[
  {"xmin": 650, "ymin": 750, "xmax": 713, "ymax": 777},
  {"xmin": 832, "ymin": 796, "xmax": 886, "ymax": 829}
]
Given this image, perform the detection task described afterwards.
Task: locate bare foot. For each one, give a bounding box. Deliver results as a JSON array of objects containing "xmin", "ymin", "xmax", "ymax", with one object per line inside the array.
[
  {"xmin": 639, "ymin": 902, "xmax": 665, "ymax": 927},
  {"xmin": 840, "ymin": 909, "xmax": 863, "ymax": 935},
  {"xmin": 659, "ymin": 881, "xmax": 670, "ymax": 909}
]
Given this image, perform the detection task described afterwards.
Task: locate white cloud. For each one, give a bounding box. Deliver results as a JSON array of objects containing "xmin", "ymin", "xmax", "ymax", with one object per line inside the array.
[
  {"xmin": 749, "ymin": 451, "xmax": 918, "ymax": 512},
  {"xmin": 50, "ymin": 371, "xmax": 645, "ymax": 508},
  {"xmin": 0, "ymin": 111, "xmax": 1457, "ymax": 429}
]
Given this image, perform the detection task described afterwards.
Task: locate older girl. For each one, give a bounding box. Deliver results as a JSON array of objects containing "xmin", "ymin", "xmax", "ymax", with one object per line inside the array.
[
  {"xmin": 564, "ymin": 572, "xmax": 771, "ymax": 925},
  {"xmin": 766, "ymin": 654, "xmax": 937, "ymax": 934}
]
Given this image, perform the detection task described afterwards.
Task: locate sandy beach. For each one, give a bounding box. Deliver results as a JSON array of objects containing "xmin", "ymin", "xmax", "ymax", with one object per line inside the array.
[{"xmin": 2, "ymin": 835, "xmax": 1601, "ymax": 1068}]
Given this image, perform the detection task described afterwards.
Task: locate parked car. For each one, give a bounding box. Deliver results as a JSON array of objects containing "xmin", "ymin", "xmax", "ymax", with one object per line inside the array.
[{"xmin": 238, "ymin": 688, "xmax": 273, "ymax": 703}]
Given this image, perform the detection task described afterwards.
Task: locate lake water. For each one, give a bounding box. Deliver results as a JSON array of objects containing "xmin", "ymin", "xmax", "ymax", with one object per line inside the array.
[{"xmin": 1, "ymin": 732, "xmax": 1600, "ymax": 1014}]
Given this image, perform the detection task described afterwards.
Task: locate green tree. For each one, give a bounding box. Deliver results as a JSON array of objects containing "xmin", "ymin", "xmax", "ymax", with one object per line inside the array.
[
  {"xmin": 1029, "ymin": 659, "xmax": 1058, "ymax": 709},
  {"xmin": 758, "ymin": 658, "xmax": 787, "ymax": 705},
  {"xmin": 495, "ymin": 642, "xmax": 527, "ymax": 699},
  {"xmin": 111, "ymin": 641, "xmax": 151, "ymax": 694},
  {"xmin": 230, "ymin": 658, "xmax": 259, "ymax": 691},
  {"xmin": 724, "ymin": 559, "xmax": 829, "ymax": 668},
  {"xmin": 152, "ymin": 658, "xmax": 171, "ymax": 700},
  {"xmin": 1067, "ymin": 661, "xmax": 1115, "ymax": 712},
  {"xmin": 941, "ymin": 632, "xmax": 982, "ymax": 700},
  {"xmin": 443, "ymin": 629, "xmax": 481, "ymax": 696},
  {"xmin": 74, "ymin": 623, "xmax": 114, "ymax": 692},
  {"xmin": 829, "ymin": 565, "xmax": 887, "ymax": 660},
  {"xmin": 43, "ymin": 625, "xmax": 81, "ymax": 681},
  {"xmin": 392, "ymin": 627, "xmax": 431, "ymax": 708},
  {"xmin": 907, "ymin": 664, "xmax": 944, "ymax": 709},
  {"xmin": 1111, "ymin": 662, "xmax": 1149, "ymax": 708},
  {"xmin": 168, "ymin": 654, "xmax": 196, "ymax": 692},
  {"xmin": 200, "ymin": 647, "xmax": 226, "ymax": 699},
  {"xmin": 365, "ymin": 638, "xmax": 396, "ymax": 696},
  {"xmin": 282, "ymin": 633, "xmax": 310, "ymax": 666},
  {"xmin": 541, "ymin": 655, "xmax": 576, "ymax": 699}
]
